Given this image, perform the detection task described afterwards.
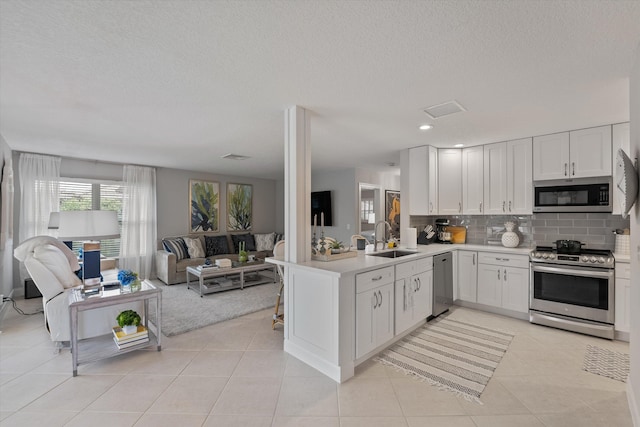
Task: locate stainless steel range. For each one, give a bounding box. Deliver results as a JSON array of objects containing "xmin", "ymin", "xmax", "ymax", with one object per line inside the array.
[{"xmin": 529, "ymin": 243, "xmax": 615, "ymax": 339}]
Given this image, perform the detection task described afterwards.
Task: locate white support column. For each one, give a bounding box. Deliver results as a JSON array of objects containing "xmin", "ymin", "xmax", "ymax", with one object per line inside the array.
[{"xmin": 284, "ymin": 106, "xmax": 311, "ymax": 264}]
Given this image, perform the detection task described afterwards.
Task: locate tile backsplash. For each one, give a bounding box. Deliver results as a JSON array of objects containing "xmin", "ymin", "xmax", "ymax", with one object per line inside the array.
[{"xmin": 410, "ymin": 213, "xmax": 630, "ymax": 250}]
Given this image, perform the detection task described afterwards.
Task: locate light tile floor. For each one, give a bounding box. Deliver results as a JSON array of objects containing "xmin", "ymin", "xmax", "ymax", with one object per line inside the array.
[{"xmin": 0, "ymin": 290, "xmax": 633, "ymax": 427}]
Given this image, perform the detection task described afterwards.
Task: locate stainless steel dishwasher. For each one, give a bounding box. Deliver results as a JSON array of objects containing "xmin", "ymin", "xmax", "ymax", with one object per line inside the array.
[{"xmin": 431, "ymin": 252, "xmax": 453, "ymax": 319}]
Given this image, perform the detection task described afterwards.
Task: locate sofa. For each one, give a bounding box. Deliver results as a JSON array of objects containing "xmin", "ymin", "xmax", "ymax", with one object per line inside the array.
[{"xmin": 156, "ymin": 232, "xmax": 282, "ymax": 285}]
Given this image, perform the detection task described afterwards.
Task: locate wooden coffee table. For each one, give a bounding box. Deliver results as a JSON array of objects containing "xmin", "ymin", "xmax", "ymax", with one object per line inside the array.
[{"xmin": 186, "ymin": 261, "xmax": 276, "ymax": 297}]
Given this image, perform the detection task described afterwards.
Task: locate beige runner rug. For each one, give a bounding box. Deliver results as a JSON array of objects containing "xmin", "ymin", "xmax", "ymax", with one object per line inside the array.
[{"xmin": 375, "ymin": 317, "xmax": 514, "ymax": 402}]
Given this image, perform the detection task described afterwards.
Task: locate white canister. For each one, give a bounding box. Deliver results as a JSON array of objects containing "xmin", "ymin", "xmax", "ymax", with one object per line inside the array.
[
  {"xmin": 404, "ymin": 227, "xmax": 418, "ymax": 249},
  {"xmin": 501, "ymin": 221, "xmax": 520, "ymax": 248}
]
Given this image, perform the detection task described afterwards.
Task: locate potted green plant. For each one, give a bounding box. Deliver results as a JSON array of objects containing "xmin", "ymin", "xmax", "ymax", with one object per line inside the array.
[
  {"xmin": 117, "ymin": 309, "xmax": 141, "ymax": 335},
  {"xmin": 238, "ymin": 241, "xmax": 248, "ymax": 262},
  {"xmin": 330, "ymin": 240, "xmax": 345, "ymax": 254}
]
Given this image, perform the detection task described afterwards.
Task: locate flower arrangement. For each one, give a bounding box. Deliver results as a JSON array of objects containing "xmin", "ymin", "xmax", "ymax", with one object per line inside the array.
[{"xmin": 118, "ymin": 270, "xmax": 138, "ymax": 286}]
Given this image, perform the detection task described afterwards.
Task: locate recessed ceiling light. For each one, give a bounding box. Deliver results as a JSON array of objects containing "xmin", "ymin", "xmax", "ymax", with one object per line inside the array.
[
  {"xmin": 221, "ymin": 153, "xmax": 251, "ymax": 160},
  {"xmin": 454, "ymin": 144, "xmax": 464, "ymax": 148},
  {"xmin": 419, "ymin": 124, "xmax": 433, "ymax": 131}
]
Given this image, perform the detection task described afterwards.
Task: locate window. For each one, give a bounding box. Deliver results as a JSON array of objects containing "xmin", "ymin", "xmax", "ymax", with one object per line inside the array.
[
  {"xmin": 360, "ymin": 199, "xmax": 374, "ymax": 222},
  {"xmin": 59, "ymin": 179, "xmax": 123, "ymax": 258}
]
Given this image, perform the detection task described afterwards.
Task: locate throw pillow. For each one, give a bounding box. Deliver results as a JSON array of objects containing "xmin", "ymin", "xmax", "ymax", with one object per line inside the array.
[
  {"xmin": 254, "ymin": 232, "xmax": 276, "ymax": 252},
  {"xmin": 275, "ymin": 233, "xmax": 285, "ymax": 243},
  {"xmin": 183, "ymin": 237, "xmax": 205, "ymax": 258},
  {"xmin": 231, "ymin": 233, "xmax": 256, "ymax": 252},
  {"xmin": 204, "ymin": 235, "xmax": 229, "ymax": 256},
  {"xmin": 162, "ymin": 237, "xmax": 189, "ymax": 260},
  {"xmin": 33, "ymin": 244, "xmax": 83, "ymax": 290}
]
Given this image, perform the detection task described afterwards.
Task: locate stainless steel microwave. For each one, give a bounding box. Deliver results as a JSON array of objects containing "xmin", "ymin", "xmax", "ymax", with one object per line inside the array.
[{"xmin": 533, "ymin": 176, "xmax": 612, "ymax": 213}]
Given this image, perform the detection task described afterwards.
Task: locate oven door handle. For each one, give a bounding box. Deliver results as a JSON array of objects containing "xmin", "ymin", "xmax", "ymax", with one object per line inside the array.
[{"xmin": 531, "ymin": 264, "xmax": 613, "ymax": 279}]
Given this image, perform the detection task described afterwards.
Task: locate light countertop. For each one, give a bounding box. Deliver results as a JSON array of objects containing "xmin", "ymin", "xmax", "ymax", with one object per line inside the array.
[{"xmin": 267, "ymin": 243, "xmax": 533, "ymax": 277}]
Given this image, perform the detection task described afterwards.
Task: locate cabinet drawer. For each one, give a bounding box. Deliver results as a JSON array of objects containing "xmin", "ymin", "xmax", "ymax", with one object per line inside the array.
[
  {"xmin": 616, "ymin": 262, "xmax": 631, "ymax": 279},
  {"xmin": 415, "ymin": 256, "xmax": 433, "ymax": 273},
  {"xmin": 356, "ymin": 266, "xmax": 394, "ymax": 293},
  {"xmin": 395, "ymin": 261, "xmax": 416, "ymax": 280},
  {"xmin": 478, "ymin": 252, "xmax": 529, "ymax": 269}
]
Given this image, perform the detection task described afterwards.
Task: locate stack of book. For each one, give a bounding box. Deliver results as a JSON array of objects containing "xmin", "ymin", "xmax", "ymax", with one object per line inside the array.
[{"xmin": 112, "ymin": 325, "xmax": 149, "ymax": 349}]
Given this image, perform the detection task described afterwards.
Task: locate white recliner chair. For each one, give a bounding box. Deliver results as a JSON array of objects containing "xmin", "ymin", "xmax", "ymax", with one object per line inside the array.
[{"xmin": 14, "ymin": 236, "xmax": 141, "ymax": 343}]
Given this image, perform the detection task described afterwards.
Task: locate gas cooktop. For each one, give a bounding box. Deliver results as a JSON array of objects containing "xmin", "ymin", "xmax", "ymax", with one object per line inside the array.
[{"xmin": 530, "ymin": 246, "xmax": 614, "ymax": 268}]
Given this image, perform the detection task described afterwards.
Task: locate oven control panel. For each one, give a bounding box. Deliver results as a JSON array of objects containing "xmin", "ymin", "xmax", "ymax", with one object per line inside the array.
[{"xmin": 530, "ymin": 251, "xmax": 614, "ymax": 268}]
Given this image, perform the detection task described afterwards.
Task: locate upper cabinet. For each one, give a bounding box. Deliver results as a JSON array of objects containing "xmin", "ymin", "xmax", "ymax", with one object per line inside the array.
[
  {"xmin": 484, "ymin": 138, "xmax": 532, "ymax": 215},
  {"xmin": 462, "ymin": 146, "xmax": 484, "ymax": 214},
  {"xmin": 438, "ymin": 149, "xmax": 462, "ymax": 215},
  {"xmin": 533, "ymin": 125, "xmax": 612, "ymax": 180},
  {"xmin": 612, "ymin": 122, "xmax": 630, "ymax": 216},
  {"xmin": 408, "ymin": 146, "xmax": 438, "ymax": 215}
]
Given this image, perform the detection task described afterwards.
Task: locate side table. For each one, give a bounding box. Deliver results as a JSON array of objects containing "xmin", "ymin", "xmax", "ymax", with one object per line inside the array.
[{"xmin": 69, "ymin": 280, "xmax": 162, "ymax": 376}]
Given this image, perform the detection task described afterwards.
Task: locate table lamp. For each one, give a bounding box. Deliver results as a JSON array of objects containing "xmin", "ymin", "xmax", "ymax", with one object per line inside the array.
[{"xmin": 53, "ymin": 210, "xmax": 120, "ymax": 288}]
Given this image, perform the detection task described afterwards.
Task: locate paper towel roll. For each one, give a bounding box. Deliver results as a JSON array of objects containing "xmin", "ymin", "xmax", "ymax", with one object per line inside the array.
[{"xmin": 404, "ymin": 227, "xmax": 417, "ymax": 249}]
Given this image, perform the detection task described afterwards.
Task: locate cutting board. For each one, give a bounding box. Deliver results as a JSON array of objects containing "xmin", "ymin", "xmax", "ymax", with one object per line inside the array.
[{"xmin": 445, "ymin": 226, "xmax": 467, "ymax": 244}]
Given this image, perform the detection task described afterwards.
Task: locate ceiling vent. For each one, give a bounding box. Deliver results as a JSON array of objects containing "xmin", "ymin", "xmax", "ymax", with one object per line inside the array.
[
  {"xmin": 221, "ymin": 153, "xmax": 251, "ymax": 160},
  {"xmin": 423, "ymin": 100, "xmax": 466, "ymax": 119}
]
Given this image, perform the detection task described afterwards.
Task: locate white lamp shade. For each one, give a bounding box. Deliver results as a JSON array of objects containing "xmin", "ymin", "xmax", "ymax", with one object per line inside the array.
[{"xmin": 57, "ymin": 210, "xmax": 120, "ymax": 240}]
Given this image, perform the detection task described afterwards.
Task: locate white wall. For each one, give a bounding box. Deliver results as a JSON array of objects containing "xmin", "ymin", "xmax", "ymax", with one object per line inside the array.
[
  {"xmin": 628, "ymin": 41, "xmax": 640, "ymax": 426},
  {"xmin": 0, "ymin": 135, "xmax": 14, "ymax": 308}
]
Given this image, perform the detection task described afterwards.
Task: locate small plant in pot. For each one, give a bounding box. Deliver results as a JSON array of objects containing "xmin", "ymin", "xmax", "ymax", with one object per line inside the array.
[
  {"xmin": 117, "ymin": 309, "xmax": 141, "ymax": 335},
  {"xmin": 330, "ymin": 240, "xmax": 345, "ymax": 254}
]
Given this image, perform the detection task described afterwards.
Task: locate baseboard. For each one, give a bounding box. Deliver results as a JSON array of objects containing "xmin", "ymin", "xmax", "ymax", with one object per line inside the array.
[{"xmin": 627, "ymin": 381, "xmax": 640, "ymax": 427}]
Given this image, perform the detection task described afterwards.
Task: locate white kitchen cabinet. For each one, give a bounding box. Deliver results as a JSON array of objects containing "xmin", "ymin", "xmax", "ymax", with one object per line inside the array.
[
  {"xmin": 457, "ymin": 250, "xmax": 478, "ymax": 302},
  {"xmin": 612, "ymin": 123, "xmax": 631, "ymax": 215},
  {"xmin": 409, "ymin": 146, "xmax": 438, "ymax": 215},
  {"xmin": 533, "ymin": 126, "xmax": 611, "ymax": 180},
  {"xmin": 356, "ymin": 267, "xmax": 395, "ymax": 358},
  {"xmin": 615, "ymin": 259, "xmax": 630, "ymax": 336},
  {"xmin": 395, "ymin": 257, "xmax": 433, "ymax": 335},
  {"xmin": 477, "ymin": 252, "xmax": 529, "ymax": 313},
  {"xmin": 483, "ymin": 142, "xmax": 508, "ymax": 215},
  {"xmin": 484, "ymin": 138, "xmax": 532, "ymax": 215},
  {"xmin": 462, "ymin": 146, "xmax": 484, "ymax": 214},
  {"xmin": 438, "ymin": 149, "xmax": 462, "ymax": 215}
]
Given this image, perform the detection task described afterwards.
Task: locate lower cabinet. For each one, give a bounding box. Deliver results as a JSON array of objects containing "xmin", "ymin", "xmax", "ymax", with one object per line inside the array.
[
  {"xmin": 477, "ymin": 252, "xmax": 529, "ymax": 313},
  {"xmin": 457, "ymin": 250, "xmax": 478, "ymax": 302},
  {"xmin": 356, "ymin": 267, "xmax": 395, "ymax": 358},
  {"xmin": 615, "ymin": 260, "xmax": 631, "ymax": 335},
  {"xmin": 395, "ymin": 257, "xmax": 433, "ymax": 335}
]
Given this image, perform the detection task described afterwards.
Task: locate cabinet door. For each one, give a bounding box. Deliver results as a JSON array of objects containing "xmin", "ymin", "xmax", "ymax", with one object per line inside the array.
[
  {"xmin": 569, "ymin": 126, "xmax": 612, "ymax": 178},
  {"xmin": 438, "ymin": 149, "xmax": 462, "ymax": 214},
  {"xmin": 457, "ymin": 251, "xmax": 478, "ymax": 302},
  {"xmin": 409, "ymin": 146, "xmax": 429, "ymax": 215},
  {"xmin": 501, "ymin": 267, "xmax": 529, "ymax": 313},
  {"xmin": 533, "ymin": 132, "xmax": 570, "ymax": 180},
  {"xmin": 612, "ymin": 123, "xmax": 630, "ymax": 215},
  {"xmin": 477, "ymin": 264, "xmax": 502, "ymax": 307},
  {"xmin": 395, "ymin": 278, "xmax": 414, "ymax": 335},
  {"xmin": 413, "ymin": 270, "xmax": 432, "ymax": 321},
  {"xmin": 462, "ymin": 146, "xmax": 484, "ymax": 214},
  {"xmin": 507, "ymin": 138, "xmax": 533, "ymax": 214},
  {"xmin": 483, "ymin": 142, "xmax": 507, "ymax": 215},
  {"xmin": 428, "ymin": 146, "xmax": 439, "ymax": 214},
  {"xmin": 356, "ymin": 289, "xmax": 376, "ymax": 358},
  {"xmin": 375, "ymin": 283, "xmax": 395, "ymax": 346}
]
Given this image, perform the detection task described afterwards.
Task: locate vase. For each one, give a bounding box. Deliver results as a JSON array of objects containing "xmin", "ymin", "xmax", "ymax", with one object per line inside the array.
[
  {"xmin": 501, "ymin": 221, "xmax": 520, "ymax": 248},
  {"xmin": 131, "ymin": 279, "xmax": 141, "ymax": 292},
  {"xmin": 123, "ymin": 325, "xmax": 137, "ymax": 335},
  {"xmin": 238, "ymin": 251, "xmax": 248, "ymax": 262}
]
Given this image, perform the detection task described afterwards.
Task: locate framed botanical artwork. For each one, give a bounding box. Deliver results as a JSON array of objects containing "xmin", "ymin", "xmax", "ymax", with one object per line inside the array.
[
  {"xmin": 189, "ymin": 180, "xmax": 219, "ymax": 232},
  {"xmin": 385, "ymin": 190, "xmax": 400, "ymax": 238},
  {"xmin": 227, "ymin": 183, "xmax": 252, "ymax": 231}
]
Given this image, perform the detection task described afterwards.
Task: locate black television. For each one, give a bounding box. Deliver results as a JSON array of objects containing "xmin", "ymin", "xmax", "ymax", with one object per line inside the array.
[{"xmin": 311, "ymin": 191, "xmax": 333, "ymax": 226}]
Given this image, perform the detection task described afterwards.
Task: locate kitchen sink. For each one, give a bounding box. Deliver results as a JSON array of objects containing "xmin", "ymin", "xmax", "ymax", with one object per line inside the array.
[{"xmin": 367, "ymin": 250, "xmax": 417, "ymax": 258}]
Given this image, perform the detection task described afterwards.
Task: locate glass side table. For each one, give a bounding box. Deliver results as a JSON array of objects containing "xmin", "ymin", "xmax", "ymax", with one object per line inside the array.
[{"xmin": 68, "ymin": 280, "xmax": 162, "ymax": 376}]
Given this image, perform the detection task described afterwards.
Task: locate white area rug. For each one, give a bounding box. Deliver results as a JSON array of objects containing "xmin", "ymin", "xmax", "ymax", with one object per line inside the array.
[
  {"xmin": 583, "ymin": 344, "xmax": 630, "ymax": 382},
  {"xmin": 149, "ymin": 280, "xmax": 280, "ymax": 336},
  {"xmin": 376, "ymin": 317, "xmax": 514, "ymax": 402}
]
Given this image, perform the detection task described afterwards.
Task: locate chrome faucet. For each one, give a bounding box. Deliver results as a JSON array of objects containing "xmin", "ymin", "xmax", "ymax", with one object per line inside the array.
[{"xmin": 373, "ymin": 220, "xmax": 391, "ymax": 252}]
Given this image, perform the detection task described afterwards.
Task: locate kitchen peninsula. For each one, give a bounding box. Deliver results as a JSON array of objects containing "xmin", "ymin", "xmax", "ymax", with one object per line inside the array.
[{"xmin": 267, "ymin": 243, "xmax": 532, "ymax": 383}]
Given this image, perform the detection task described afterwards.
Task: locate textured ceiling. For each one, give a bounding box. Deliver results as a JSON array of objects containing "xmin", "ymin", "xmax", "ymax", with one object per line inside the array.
[{"xmin": 1, "ymin": 0, "xmax": 640, "ymax": 179}]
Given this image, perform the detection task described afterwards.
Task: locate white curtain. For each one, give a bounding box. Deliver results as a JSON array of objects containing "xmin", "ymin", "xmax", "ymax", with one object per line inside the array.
[
  {"xmin": 18, "ymin": 153, "xmax": 60, "ymax": 243},
  {"xmin": 120, "ymin": 165, "xmax": 157, "ymax": 280}
]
